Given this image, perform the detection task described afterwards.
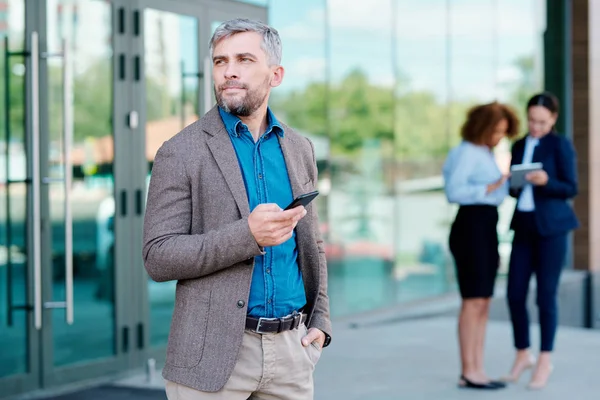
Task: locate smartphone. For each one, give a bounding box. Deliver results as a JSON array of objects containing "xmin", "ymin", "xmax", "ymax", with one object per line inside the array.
[{"xmin": 284, "ymin": 190, "xmax": 319, "ymax": 210}]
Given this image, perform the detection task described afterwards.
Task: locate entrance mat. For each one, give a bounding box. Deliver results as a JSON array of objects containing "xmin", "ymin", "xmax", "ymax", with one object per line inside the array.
[{"xmin": 44, "ymin": 385, "xmax": 166, "ymax": 400}]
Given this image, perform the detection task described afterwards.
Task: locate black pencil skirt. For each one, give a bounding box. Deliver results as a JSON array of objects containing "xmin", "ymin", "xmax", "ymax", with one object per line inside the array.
[{"xmin": 449, "ymin": 205, "xmax": 500, "ymax": 299}]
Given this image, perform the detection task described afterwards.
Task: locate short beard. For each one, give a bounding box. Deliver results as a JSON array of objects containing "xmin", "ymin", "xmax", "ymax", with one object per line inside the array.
[{"xmin": 215, "ymin": 78, "xmax": 270, "ymax": 117}]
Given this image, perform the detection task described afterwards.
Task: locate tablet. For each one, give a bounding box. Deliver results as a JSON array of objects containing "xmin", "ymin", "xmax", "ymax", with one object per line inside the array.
[{"xmin": 510, "ymin": 162, "xmax": 543, "ymax": 189}]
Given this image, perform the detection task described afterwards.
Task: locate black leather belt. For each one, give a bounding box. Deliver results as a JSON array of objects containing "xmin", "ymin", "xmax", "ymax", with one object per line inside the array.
[{"xmin": 245, "ymin": 311, "xmax": 307, "ymax": 334}]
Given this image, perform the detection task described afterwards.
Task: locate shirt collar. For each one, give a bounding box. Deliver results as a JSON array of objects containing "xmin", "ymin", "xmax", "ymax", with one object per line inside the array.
[
  {"xmin": 526, "ymin": 135, "xmax": 540, "ymax": 145},
  {"xmin": 218, "ymin": 107, "xmax": 284, "ymax": 139}
]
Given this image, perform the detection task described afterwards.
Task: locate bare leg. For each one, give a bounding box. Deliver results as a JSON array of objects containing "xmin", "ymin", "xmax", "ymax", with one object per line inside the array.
[
  {"xmin": 503, "ymin": 349, "xmax": 535, "ymax": 382},
  {"xmin": 528, "ymin": 351, "xmax": 553, "ymax": 389},
  {"xmin": 474, "ymin": 298, "xmax": 491, "ymax": 379},
  {"xmin": 458, "ymin": 299, "xmax": 488, "ymax": 383}
]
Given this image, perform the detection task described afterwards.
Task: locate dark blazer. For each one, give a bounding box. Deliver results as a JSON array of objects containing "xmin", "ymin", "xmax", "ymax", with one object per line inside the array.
[
  {"xmin": 509, "ymin": 132, "xmax": 579, "ymax": 237},
  {"xmin": 142, "ymin": 106, "xmax": 331, "ymax": 392}
]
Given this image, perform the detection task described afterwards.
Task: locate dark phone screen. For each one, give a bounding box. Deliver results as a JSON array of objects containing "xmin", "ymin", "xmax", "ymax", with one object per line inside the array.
[{"xmin": 284, "ymin": 190, "xmax": 319, "ymax": 210}]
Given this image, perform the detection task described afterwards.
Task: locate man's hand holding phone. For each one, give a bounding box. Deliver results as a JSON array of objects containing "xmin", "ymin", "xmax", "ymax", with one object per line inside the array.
[{"xmin": 248, "ymin": 204, "xmax": 307, "ymax": 247}]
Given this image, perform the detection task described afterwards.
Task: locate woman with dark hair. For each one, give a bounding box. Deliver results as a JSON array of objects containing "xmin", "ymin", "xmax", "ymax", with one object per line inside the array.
[
  {"xmin": 502, "ymin": 92, "xmax": 579, "ymax": 389},
  {"xmin": 443, "ymin": 102, "xmax": 520, "ymax": 390}
]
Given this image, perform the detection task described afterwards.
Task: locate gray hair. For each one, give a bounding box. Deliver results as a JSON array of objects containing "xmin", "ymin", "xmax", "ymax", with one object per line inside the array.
[{"xmin": 209, "ymin": 18, "xmax": 282, "ymax": 66}]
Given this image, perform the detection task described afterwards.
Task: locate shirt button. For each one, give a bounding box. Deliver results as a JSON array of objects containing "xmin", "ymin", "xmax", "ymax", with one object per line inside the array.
[
  {"xmin": 267, "ymin": 299, "xmax": 272, "ymax": 304},
  {"xmin": 237, "ymin": 300, "xmax": 245, "ymax": 308},
  {"xmin": 258, "ymin": 173, "xmax": 263, "ymax": 179},
  {"xmin": 266, "ymin": 268, "xmax": 271, "ymax": 274}
]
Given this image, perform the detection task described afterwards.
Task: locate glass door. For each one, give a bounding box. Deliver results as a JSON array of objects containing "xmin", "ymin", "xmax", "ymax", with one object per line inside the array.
[
  {"xmin": 129, "ymin": 0, "xmax": 268, "ymax": 365},
  {"xmin": 0, "ymin": 1, "xmax": 41, "ymax": 396},
  {"xmin": 140, "ymin": 4, "xmax": 200, "ymax": 353},
  {"xmin": 38, "ymin": 0, "xmax": 129, "ymax": 388}
]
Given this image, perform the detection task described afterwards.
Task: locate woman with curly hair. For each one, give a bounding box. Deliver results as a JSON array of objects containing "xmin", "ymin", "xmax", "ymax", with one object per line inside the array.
[{"xmin": 443, "ymin": 102, "xmax": 520, "ymax": 390}]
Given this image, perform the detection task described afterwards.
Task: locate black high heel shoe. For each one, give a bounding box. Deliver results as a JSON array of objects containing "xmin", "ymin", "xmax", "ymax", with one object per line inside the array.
[{"xmin": 458, "ymin": 375, "xmax": 504, "ymax": 390}]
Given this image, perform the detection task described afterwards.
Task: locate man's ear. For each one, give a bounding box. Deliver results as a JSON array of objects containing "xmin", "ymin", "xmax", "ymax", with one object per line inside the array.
[{"xmin": 270, "ymin": 65, "xmax": 284, "ymax": 88}]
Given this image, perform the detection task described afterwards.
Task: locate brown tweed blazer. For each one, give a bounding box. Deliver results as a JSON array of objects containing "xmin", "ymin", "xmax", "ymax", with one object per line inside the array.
[{"xmin": 142, "ymin": 106, "xmax": 332, "ymax": 392}]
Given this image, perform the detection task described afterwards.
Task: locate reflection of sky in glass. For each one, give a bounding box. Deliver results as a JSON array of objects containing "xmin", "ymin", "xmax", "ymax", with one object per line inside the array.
[
  {"xmin": 3, "ymin": 0, "xmax": 25, "ymax": 47},
  {"xmin": 269, "ymin": 0, "xmax": 545, "ymax": 100},
  {"xmin": 269, "ymin": 0, "xmax": 326, "ymax": 91},
  {"xmin": 3, "ymin": 0, "xmax": 545, "ymax": 107},
  {"xmin": 46, "ymin": 0, "xmax": 111, "ymax": 74},
  {"xmin": 179, "ymin": 17, "xmax": 198, "ymax": 75},
  {"xmin": 145, "ymin": 10, "xmax": 198, "ymax": 96}
]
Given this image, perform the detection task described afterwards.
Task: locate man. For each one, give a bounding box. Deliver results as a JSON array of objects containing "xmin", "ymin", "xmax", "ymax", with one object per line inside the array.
[{"xmin": 143, "ymin": 18, "xmax": 331, "ymax": 400}]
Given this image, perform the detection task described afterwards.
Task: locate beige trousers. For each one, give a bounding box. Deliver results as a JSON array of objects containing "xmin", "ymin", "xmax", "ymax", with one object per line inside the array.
[{"xmin": 165, "ymin": 323, "xmax": 322, "ymax": 400}]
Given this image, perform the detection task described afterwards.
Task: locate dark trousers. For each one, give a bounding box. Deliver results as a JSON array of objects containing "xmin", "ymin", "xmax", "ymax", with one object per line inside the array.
[{"xmin": 507, "ymin": 212, "xmax": 567, "ymax": 352}]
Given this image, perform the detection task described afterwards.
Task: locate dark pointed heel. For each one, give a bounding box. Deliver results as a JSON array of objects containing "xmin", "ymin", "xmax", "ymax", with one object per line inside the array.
[{"xmin": 458, "ymin": 375, "xmax": 504, "ymax": 390}]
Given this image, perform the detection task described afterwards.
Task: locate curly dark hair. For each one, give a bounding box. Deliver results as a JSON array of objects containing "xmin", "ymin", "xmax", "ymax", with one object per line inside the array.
[{"xmin": 461, "ymin": 102, "xmax": 520, "ymax": 144}]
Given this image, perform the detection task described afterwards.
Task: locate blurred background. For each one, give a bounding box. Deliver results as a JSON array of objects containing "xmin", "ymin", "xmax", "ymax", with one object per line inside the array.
[{"xmin": 1, "ymin": 0, "xmax": 599, "ymax": 398}]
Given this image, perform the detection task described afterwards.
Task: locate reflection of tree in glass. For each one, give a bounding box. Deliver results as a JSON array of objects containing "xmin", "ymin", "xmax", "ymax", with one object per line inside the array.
[
  {"xmin": 45, "ymin": 58, "xmax": 180, "ymax": 143},
  {"xmin": 273, "ymin": 68, "xmax": 466, "ymax": 160},
  {"xmin": 274, "ymin": 69, "xmax": 394, "ymax": 155},
  {"xmin": 274, "ymin": 55, "xmax": 538, "ymax": 159},
  {"xmin": 2, "ymin": 55, "xmax": 26, "ymax": 142},
  {"xmin": 45, "ymin": 60, "xmax": 113, "ymax": 143},
  {"xmin": 72, "ymin": 61, "xmax": 112, "ymax": 142}
]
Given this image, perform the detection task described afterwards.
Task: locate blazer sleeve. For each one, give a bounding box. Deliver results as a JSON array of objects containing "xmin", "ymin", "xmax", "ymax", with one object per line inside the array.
[
  {"xmin": 537, "ymin": 137, "xmax": 578, "ymax": 199},
  {"xmin": 306, "ymin": 138, "xmax": 332, "ymax": 346},
  {"xmin": 142, "ymin": 140, "xmax": 264, "ymax": 282},
  {"xmin": 509, "ymin": 140, "xmax": 523, "ymax": 199}
]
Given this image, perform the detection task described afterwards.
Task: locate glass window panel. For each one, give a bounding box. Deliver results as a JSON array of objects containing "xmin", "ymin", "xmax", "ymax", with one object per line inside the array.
[
  {"xmin": 449, "ymin": 0, "xmax": 496, "ymax": 102},
  {"xmin": 394, "ymin": 0, "xmax": 455, "ymax": 303},
  {"xmin": 47, "ymin": 0, "xmax": 115, "ymax": 366},
  {"xmin": 144, "ymin": 8, "xmax": 199, "ymax": 348},
  {"xmin": 326, "ymin": 0, "xmax": 396, "ymax": 316},
  {"xmin": 495, "ymin": 0, "xmax": 545, "ymax": 273},
  {"xmin": 250, "ymin": 0, "xmax": 546, "ymax": 317},
  {"xmin": 0, "ymin": 0, "xmax": 28, "ymax": 379}
]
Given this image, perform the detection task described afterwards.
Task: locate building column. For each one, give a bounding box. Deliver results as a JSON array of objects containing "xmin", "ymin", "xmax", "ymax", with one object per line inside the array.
[{"xmin": 572, "ymin": 0, "xmax": 600, "ymax": 327}]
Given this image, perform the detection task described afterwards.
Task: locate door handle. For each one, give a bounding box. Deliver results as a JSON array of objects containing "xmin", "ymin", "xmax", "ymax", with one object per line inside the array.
[
  {"xmin": 63, "ymin": 38, "xmax": 74, "ymax": 325},
  {"xmin": 40, "ymin": 38, "xmax": 74, "ymax": 325},
  {"xmin": 4, "ymin": 38, "xmax": 35, "ymax": 325},
  {"xmin": 31, "ymin": 32, "xmax": 42, "ymax": 330}
]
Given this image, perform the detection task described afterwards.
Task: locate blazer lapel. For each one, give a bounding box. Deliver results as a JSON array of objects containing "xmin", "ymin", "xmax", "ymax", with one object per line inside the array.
[
  {"xmin": 278, "ymin": 133, "xmax": 304, "ymax": 199},
  {"xmin": 532, "ymin": 133, "xmax": 552, "ymax": 163},
  {"xmin": 204, "ymin": 108, "xmax": 250, "ymax": 218},
  {"xmin": 512, "ymin": 139, "xmax": 526, "ymax": 165}
]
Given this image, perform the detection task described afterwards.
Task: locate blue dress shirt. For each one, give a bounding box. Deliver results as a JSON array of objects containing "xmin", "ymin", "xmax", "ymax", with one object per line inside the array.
[
  {"xmin": 516, "ymin": 135, "xmax": 539, "ymax": 212},
  {"xmin": 443, "ymin": 141, "xmax": 507, "ymax": 206},
  {"xmin": 219, "ymin": 107, "xmax": 306, "ymax": 319}
]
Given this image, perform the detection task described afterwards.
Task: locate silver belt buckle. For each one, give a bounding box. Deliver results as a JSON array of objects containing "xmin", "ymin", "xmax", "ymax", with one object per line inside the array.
[{"xmin": 255, "ymin": 317, "xmax": 275, "ymax": 334}]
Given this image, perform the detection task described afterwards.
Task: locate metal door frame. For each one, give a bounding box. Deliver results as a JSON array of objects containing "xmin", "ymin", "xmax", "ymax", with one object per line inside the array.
[
  {"xmin": 35, "ymin": 0, "xmax": 134, "ymax": 389},
  {"xmin": 0, "ymin": 1, "xmax": 44, "ymax": 396}
]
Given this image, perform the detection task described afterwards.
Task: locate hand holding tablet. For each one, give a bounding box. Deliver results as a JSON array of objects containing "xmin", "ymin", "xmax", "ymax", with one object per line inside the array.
[{"xmin": 510, "ymin": 162, "xmax": 544, "ymax": 189}]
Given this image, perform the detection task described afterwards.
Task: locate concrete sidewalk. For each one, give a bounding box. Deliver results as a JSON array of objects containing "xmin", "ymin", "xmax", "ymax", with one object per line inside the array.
[
  {"xmin": 110, "ymin": 314, "xmax": 600, "ymax": 400},
  {"xmin": 315, "ymin": 316, "xmax": 600, "ymax": 400}
]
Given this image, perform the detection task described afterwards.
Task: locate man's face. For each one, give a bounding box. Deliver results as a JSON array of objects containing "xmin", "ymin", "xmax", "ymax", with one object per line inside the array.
[{"xmin": 212, "ymin": 31, "xmax": 282, "ymax": 117}]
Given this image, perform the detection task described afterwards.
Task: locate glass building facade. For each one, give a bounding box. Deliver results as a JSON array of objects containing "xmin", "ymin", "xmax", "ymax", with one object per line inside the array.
[
  {"xmin": 2, "ymin": 0, "xmax": 584, "ymax": 398},
  {"xmin": 266, "ymin": 0, "xmax": 546, "ymax": 316}
]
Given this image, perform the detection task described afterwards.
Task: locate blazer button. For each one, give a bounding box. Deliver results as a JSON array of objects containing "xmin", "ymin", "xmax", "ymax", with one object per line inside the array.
[{"xmin": 237, "ymin": 300, "xmax": 245, "ymax": 308}]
